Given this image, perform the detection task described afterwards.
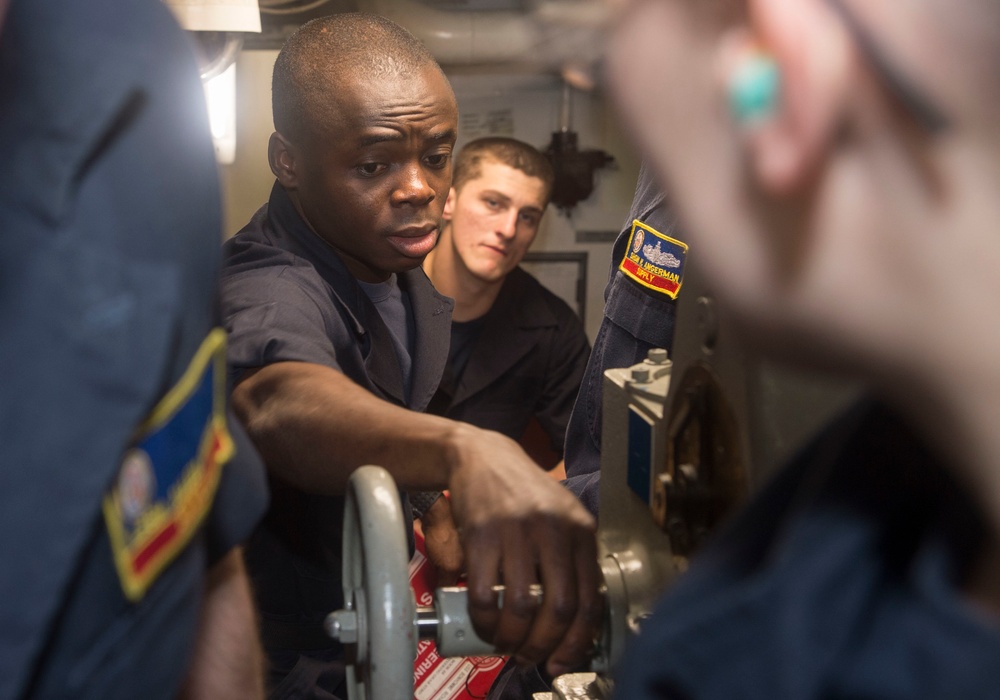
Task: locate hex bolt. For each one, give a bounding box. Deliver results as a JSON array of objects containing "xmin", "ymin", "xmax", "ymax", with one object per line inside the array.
[
  {"xmin": 325, "ymin": 609, "xmax": 358, "ymax": 644},
  {"xmin": 631, "ymin": 367, "xmax": 651, "ymax": 383},
  {"xmin": 647, "ymin": 348, "xmax": 669, "ymax": 364}
]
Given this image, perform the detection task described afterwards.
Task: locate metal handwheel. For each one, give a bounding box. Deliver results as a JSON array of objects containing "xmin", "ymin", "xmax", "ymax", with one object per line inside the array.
[
  {"xmin": 326, "ymin": 466, "xmax": 601, "ymax": 700},
  {"xmin": 326, "ymin": 465, "xmax": 417, "ymax": 700}
]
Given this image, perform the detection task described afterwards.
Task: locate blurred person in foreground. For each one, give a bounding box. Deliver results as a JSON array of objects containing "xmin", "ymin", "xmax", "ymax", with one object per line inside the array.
[
  {"xmin": 0, "ymin": 0, "xmax": 268, "ymax": 697},
  {"xmin": 582, "ymin": 0, "xmax": 1000, "ymax": 696}
]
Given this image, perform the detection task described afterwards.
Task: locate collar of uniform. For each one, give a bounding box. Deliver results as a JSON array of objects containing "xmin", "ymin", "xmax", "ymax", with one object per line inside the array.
[
  {"xmin": 402, "ymin": 267, "xmax": 454, "ymax": 411},
  {"xmin": 265, "ymin": 181, "xmax": 453, "ymax": 409},
  {"xmin": 264, "ymin": 182, "xmax": 397, "ymax": 390},
  {"xmin": 264, "ymin": 181, "xmax": 369, "ymax": 312}
]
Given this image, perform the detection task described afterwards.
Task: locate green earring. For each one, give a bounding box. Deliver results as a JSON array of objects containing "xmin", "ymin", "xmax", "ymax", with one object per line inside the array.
[{"xmin": 728, "ymin": 51, "xmax": 780, "ymax": 125}]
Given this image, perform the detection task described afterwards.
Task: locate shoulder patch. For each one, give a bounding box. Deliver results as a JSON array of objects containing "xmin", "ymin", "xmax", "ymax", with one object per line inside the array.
[
  {"xmin": 103, "ymin": 328, "xmax": 234, "ymax": 601},
  {"xmin": 619, "ymin": 219, "xmax": 688, "ymax": 299}
]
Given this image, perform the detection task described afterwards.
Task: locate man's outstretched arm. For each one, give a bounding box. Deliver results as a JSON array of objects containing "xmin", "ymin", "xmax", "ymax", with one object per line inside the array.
[{"xmin": 232, "ymin": 360, "xmax": 602, "ymax": 676}]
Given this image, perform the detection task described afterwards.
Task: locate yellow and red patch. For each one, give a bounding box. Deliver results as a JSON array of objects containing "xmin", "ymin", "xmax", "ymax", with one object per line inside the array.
[
  {"xmin": 103, "ymin": 328, "xmax": 233, "ymax": 601},
  {"xmin": 619, "ymin": 219, "xmax": 688, "ymax": 299}
]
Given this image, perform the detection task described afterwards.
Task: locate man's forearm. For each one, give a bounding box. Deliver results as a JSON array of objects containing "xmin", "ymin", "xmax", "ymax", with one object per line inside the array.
[
  {"xmin": 233, "ymin": 361, "xmax": 603, "ymax": 675},
  {"xmin": 178, "ymin": 549, "xmax": 264, "ymax": 700},
  {"xmin": 231, "ymin": 361, "xmax": 467, "ymax": 494}
]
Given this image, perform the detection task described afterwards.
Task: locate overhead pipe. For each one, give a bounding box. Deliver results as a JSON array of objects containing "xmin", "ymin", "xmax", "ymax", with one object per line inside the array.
[
  {"xmin": 358, "ymin": 0, "xmax": 542, "ymax": 66},
  {"xmin": 163, "ymin": 0, "xmax": 261, "ymax": 33}
]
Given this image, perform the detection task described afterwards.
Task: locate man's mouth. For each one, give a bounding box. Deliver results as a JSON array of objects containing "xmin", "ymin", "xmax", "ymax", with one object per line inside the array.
[{"xmin": 387, "ymin": 224, "xmax": 439, "ymax": 257}]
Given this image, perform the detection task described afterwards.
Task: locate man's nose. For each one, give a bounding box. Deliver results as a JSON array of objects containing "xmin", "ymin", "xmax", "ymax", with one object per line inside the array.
[
  {"xmin": 496, "ymin": 210, "xmax": 518, "ymax": 240},
  {"xmin": 392, "ymin": 164, "xmax": 435, "ymax": 207}
]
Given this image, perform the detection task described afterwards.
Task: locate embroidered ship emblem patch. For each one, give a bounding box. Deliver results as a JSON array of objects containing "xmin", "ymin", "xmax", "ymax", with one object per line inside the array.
[
  {"xmin": 619, "ymin": 219, "xmax": 688, "ymax": 299},
  {"xmin": 103, "ymin": 328, "xmax": 234, "ymax": 601}
]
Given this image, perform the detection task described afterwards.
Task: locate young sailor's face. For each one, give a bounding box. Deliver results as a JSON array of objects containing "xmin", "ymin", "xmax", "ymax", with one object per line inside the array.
[{"xmin": 443, "ymin": 159, "xmax": 547, "ymax": 284}]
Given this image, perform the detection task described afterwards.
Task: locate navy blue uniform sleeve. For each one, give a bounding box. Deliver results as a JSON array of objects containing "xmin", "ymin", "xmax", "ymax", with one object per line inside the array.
[
  {"xmin": 222, "ymin": 266, "xmax": 344, "ymax": 375},
  {"xmin": 564, "ymin": 163, "xmax": 681, "ymax": 515},
  {"xmin": 0, "ymin": 0, "xmax": 268, "ymax": 694}
]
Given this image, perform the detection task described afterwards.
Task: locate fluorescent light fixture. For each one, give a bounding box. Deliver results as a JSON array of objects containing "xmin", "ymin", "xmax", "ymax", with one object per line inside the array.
[
  {"xmin": 163, "ymin": 0, "xmax": 261, "ymax": 33},
  {"xmin": 204, "ymin": 61, "xmax": 237, "ymax": 164}
]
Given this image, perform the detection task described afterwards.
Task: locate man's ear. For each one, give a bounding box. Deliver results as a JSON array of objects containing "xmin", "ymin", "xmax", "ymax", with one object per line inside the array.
[
  {"xmin": 268, "ymin": 131, "xmax": 299, "ymax": 189},
  {"xmin": 723, "ymin": 0, "xmax": 852, "ymax": 194},
  {"xmin": 442, "ymin": 187, "xmax": 458, "ymax": 222}
]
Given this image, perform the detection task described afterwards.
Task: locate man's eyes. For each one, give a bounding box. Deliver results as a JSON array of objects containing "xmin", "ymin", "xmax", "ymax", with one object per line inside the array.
[
  {"xmin": 355, "ymin": 154, "xmax": 449, "ymax": 176},
  {"xmin": 357, "ymin": 162, "xmax": 387, "ymax": 177},
  {"xmin": 424, "ymin": 153, "xmax": 450, "ymax": 168}
]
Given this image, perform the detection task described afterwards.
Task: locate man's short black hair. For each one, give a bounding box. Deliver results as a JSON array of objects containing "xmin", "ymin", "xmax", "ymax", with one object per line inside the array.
[{"xmin": 272, "ymin": 13, "xmax": 440, "ymax": 143}]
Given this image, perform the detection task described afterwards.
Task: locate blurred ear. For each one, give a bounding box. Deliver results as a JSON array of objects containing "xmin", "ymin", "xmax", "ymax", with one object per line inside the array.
[
  {"xmin": 726, "ymin": 0, "xmax": 852, "ymax": 194},
  {"xmin": 441, "ymin": 187, "xmax": 458, "ymax": 222},
  {"xmin": 268, "ymin": 131, "xmax": 299, "ymax": 189}
]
